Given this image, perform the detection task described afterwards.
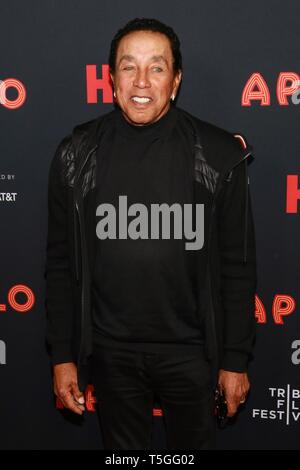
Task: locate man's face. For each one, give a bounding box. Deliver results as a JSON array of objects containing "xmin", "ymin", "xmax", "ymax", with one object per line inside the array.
[{"xmin": 110, "ymin": 30, "xmax": 182, "ymax": 126}]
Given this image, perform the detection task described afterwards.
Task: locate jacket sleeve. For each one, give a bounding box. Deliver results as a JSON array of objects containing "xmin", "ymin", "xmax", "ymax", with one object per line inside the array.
[
  {"xmin": 217, "ymin": 155, "xmax": 257, "ymax": 372},
  {"xmin": 44, "ymin": 135, "xmax": 76, "ymax": 365}
]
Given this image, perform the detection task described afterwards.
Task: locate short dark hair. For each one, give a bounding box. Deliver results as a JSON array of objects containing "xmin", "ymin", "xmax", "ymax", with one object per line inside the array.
[{"xmin": 109, "ymin": 18, "xmax": 182, "ymax": 75}]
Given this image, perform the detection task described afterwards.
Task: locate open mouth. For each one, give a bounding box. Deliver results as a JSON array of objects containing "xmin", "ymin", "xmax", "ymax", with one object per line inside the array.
[{"xmin": 130, "ymin": 96, "xmax": 153, "ymax": 106}]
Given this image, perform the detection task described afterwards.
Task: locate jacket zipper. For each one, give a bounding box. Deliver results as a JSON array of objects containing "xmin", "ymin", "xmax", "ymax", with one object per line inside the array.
[{"xmin": 207, "ymin": 149, "xmax": 252, "ymax": 380}]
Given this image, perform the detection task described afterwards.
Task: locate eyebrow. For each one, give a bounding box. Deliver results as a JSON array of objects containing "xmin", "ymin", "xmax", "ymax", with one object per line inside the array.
[{"xmin": 118, "ymin": 54, "xmax": 168, "ymax": 66}]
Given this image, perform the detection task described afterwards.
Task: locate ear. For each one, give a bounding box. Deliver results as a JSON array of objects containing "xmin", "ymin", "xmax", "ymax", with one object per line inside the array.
[
  {"xmin": 173, "ymin": 70, "xmax": 182, "ymax": 94},
  {"xmin": 109, "ymin": 72, "xmax": 114, "ymax": 87}
]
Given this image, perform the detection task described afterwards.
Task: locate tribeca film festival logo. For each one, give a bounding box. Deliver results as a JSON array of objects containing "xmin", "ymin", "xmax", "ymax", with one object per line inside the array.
[
  {"xmin": 0, "ymin": 79, "xmax": 26, "ymax": 109},
  {"xmin": 253, "ymin": 386, "xmax": 300, "ymax": 425},
  {"xmin": 95, "ymin": 195, "xmax": 204, "ymax": 250}
]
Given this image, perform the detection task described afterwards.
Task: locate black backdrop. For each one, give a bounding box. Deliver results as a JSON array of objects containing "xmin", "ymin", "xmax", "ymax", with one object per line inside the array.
[{"xmin": 1, "ymin": 0, "xmax": 299, "ymax": 450}]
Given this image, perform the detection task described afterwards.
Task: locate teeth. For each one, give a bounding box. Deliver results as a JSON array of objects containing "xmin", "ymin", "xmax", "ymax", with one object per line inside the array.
[{"xmin": 132, "ymin": 96, "xmax": 151, "ymax": 103}]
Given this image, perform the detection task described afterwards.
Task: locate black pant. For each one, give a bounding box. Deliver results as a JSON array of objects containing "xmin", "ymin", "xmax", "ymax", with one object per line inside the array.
[{"xmin": 91, "ymin": 344, "xmax": 216, "ymax": 450}]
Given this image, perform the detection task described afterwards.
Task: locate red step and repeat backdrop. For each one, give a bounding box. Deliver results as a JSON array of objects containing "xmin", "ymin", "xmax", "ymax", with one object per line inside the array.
[{"xmin": 0, "ymin": 0, "xmax": 299, "ymax": 450}]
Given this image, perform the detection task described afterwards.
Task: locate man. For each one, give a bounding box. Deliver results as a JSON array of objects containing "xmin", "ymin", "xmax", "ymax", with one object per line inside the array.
[{"xmin": 44, "ymin": 18, "xmax": 257, "ymax": 450}]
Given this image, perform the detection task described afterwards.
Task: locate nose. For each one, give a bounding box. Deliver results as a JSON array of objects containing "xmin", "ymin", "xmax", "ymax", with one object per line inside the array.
[{"xmin": 133, "ymin": 69, "xmax": 151, "ymax": 88}]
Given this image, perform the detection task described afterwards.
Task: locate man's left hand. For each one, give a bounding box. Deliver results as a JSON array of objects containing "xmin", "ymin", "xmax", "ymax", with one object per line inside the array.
[{"xmin": 218, "ymin": 369, "xmax": 250, "ymax": 417}]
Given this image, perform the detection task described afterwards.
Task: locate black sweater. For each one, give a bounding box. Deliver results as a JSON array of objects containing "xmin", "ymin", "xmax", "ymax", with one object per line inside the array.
[{"xmin": 92, "ymin": 105, "xmax": 205, "ymax": 352}]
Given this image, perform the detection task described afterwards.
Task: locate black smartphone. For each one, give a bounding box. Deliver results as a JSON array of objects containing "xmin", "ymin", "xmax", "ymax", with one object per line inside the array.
[{"xmin": 214, "ymin": 385, "xmax": 228, "ymax": 428}]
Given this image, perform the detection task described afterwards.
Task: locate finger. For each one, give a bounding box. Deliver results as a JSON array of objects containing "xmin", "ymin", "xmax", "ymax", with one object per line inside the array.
[
  {"xmin": 59, "ymin": 390, "xmax": 84, "ymax": 415},
  {"xmin": 239, "ymin": 392, "xmax": 248, "ymax": 404},
  {"xmin": 60, "ymin": 386, "xmax": 85, "ymax": 412},
  {"xmin": 70, "ymin": 383, "xmax": 85, "ymax": 412},
  {"xmin": 53, "ymin": 378, "xmax": 58, "ymax": 397},
  {"xmin": 226, "ymin": 399, "xmax": 238, "ymax": 417},
  {"xmin": 71, "ymin": 381, "xmax": 85, "ymax": 406},
  {"xmin": 238, "ymin": 389, "xmax": 249, "ymax": 403}
]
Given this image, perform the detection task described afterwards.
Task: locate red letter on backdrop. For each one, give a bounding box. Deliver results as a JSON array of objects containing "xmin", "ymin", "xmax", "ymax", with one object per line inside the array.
[
  {"xmin": 86, "ymin": 64, "xmax": 113, "ymax": 103},
  {"xmin": 0, "ymin": 78, "xmax": 26, "ymax": 109},
  {"xmin": 273, "ymin": 295, "xmax": 296, "ymax": 324},
  {"xmin": 286, "ymin": 175, "xmax": 300, "ymax": 213},
  {"xmin": 255, "ymin": 295, "xmax": 267, "ymax": 324},
  {"xmin": 241, "ymin": 73, "xmax": 271, "ymax": 106},
  {"xmin": 277, "ymin": 72, "xmax": 300, "ymax": 105}
]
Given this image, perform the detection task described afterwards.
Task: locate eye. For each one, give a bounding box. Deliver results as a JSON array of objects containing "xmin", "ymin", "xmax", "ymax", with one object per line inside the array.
[
  {"xmin": 152, "ymin": 67, "xmax": 163, "ymax": 72},
  {"xmin": 123, "ymin": 66, "xmax": 134, "ymax": 70}
]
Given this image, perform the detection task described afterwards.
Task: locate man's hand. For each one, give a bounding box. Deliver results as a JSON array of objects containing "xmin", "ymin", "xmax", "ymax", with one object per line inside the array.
[
  {"xmin": 53, "ymin": 362, "xmax": 85, "ymax": 415},
  {"xmin": 218, "ymin": 369, "xmax": 250, "ymax": 417}
]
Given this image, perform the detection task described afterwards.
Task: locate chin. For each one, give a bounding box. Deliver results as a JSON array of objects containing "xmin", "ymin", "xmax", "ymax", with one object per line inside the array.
[{"xmin": 126, "ymin": 110, "xmax": 154, "ymax": 125}]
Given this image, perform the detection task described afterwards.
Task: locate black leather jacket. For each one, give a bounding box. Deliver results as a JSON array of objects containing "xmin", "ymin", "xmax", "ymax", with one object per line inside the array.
[{"xmin": 44, "ymin": 106, "xmax": 257, "ymax": 390}]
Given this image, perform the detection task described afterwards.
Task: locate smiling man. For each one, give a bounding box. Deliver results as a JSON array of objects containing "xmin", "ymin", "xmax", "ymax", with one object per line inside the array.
[
  {"xmin": 45, "ymin": 18, "xmax": 257, "ymax": 450},
  {"xmin": 110, "ymin": 28, "xmax": 181, "ymax": 125}
]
